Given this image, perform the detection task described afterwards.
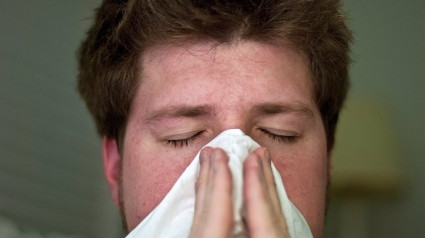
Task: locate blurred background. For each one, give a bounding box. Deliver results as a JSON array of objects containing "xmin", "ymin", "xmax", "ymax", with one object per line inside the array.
[{"xmin": 0, "ymin": 0, "xmax": 423, "ymax": 237}]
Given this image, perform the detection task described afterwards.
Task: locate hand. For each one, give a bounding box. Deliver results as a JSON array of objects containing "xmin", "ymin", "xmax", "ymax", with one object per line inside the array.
[
  {"xmin": 189, "ymin": 147, "xmax": 289, "ymax": 238},
  {"xmin": 243, "ymin": 147, "xmax": 290, "ymax": 238},
  {"xmin": 189, "ymin": 147, "xmax": 234, "ymax": 238}
]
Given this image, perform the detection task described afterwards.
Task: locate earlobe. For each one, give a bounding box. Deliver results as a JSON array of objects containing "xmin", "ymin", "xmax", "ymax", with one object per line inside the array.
[{"xmin": 102, "ymin": 137, "xmax": 121, "ymax": 207}]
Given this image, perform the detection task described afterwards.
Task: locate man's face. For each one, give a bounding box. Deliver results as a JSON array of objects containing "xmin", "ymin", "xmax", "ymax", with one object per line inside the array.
[{"xmin": 104, "ymin": 41, "xmax": 329, "ymax": 237}]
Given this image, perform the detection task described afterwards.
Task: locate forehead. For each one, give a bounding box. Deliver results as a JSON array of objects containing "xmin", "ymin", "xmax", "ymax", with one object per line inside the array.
[
  {"xmin": 134, "ymin": 41, "xmax": 316, "ymax": 116},
  {"xmin": 141, "ymin": 41, "xmax": 308, "ymax": 78}
]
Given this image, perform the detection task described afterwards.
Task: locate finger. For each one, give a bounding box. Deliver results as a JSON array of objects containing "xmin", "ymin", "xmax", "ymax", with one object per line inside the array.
[
  {"xmin": 208, "ymin": 149, "xmax": 232, "ymax": 195},
  {"xmin": 243, "ymin": 148, "xmax": 289, "ymax": 238},
  {"xmin": 255, "ymin": 148, "xmax": 281, "ymax": 211},
  {"xmin": 205, "ymin": 149, "xmax": 233, "ymax": 223},
  {"xmin": 254, "ymin": 148, "xmax": 274, "ymax": 188},
  {"xmin": 195, "ymin": 147, "xmax": 213, "ymax": 207},
  {"xmin": 190, "ymin": 148, "xmax": 233, "ymax": 238},
  {"xmin": 243, "ymin": 150, "xmax": 268, "ymax": 234}
]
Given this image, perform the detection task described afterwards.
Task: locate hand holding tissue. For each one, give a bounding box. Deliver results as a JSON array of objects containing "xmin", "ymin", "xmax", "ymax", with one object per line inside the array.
[{"xmin": 126, "ymin": 129, "xmax": 312, "ymax": 238}]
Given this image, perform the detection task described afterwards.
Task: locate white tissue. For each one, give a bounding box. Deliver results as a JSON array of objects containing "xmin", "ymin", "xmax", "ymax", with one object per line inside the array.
[{"xmin": 126, "ymin": 129, "xmax": 312, "ymax": 238}]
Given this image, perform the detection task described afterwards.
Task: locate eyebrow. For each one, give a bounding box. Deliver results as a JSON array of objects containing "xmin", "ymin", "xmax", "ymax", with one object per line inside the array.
[
  {"xmin": 144, "ymin": 105, "xmax": 214, "ymax": 123},
  {"xmin": 251, "ymin": 102, "xmax": 315, "ymax": 118},
  {"xmin": 144, "ymin": 102, "xmax": 314, "ymax": 124}
]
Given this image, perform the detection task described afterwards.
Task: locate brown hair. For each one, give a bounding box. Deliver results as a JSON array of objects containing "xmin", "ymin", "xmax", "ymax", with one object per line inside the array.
[{"xmin": 78, "ymin": 0, "xmax": 352, "ymax": 150}]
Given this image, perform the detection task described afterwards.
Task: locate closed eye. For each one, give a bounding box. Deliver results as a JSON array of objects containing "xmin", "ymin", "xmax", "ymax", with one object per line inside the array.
[
  {"xmin": 259, "ymin": 128, "xmax": 298, "ymax": 144},
  {"xmin": 165, "ymin": 130, "xmax": 205, "ymax": 148}
]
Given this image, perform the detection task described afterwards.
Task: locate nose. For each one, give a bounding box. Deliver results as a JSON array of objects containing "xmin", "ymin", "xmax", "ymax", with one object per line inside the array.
[{"xmin": 214, "ymin": 114, "xmax": 252, "ymax": 137}]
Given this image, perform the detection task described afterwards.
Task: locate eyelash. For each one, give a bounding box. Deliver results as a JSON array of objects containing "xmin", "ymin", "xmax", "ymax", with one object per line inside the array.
[
  {"xmin": 165, "ymin": 129, "xmax": 297, "ymax": 148},
  {"xmin": 166, "ymin": 131, "xmax": 204, "ymax": 148},
  {"xmin": 259, "ymin": 128, "xmax": 298, "ymax": 144}
]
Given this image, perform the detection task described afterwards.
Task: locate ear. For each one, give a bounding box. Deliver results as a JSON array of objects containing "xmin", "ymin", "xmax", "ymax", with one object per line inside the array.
[{"xmin": 102, "ymin": 137, "xmax": 121, "ymax": 207}]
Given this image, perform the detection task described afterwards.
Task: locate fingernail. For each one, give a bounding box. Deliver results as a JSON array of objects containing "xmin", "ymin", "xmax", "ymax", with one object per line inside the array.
[
  {"xmin": 200, "ymin": 149, "xmax": 207, "ymax": 166},
  {"xmin": 264, "ymin": 148, "xmax": 270, "ymax": 160},
  {"xmin": 211, "ymin": 149, "xmax": 218, "ymax": 160},
  {"xmin": 211, "ymin": 149, "xmax": 224, "ymax": 167}
]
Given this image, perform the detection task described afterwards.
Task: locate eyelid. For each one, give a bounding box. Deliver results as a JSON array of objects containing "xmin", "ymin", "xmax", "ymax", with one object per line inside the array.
[
  {"xmin": 260, "ymin": 127, "xmax": 299, "ymax": 137},
  {"xmin": 163, "ymin": 130, "xmax": 205, "ymax": 148},
  {"xmin": 163, "ymin": 130, "xmax": 204, "ymax": 140},
  {"xmin": 259, "ymin": 127, "xmax": 299, "ymax": 144}
]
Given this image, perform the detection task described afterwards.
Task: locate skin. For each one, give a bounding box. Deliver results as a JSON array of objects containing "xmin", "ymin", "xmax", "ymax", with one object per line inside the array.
[{"xmin": 103, "ymin": 41, "xmax": 329, "ymax": 237}]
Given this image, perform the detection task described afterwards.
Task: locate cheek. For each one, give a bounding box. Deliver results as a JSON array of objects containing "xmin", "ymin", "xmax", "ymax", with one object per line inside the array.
[
  {"xmin": 121, "ymin": 143, "xmax": 197, "ymax": 230},
  {"xmin": 272, "ymin": 148, "xmax": 328, "ymax": 194},
  {"xmin": 270, "ymin": 146, "xmax": 328, "ymax": 236}
]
